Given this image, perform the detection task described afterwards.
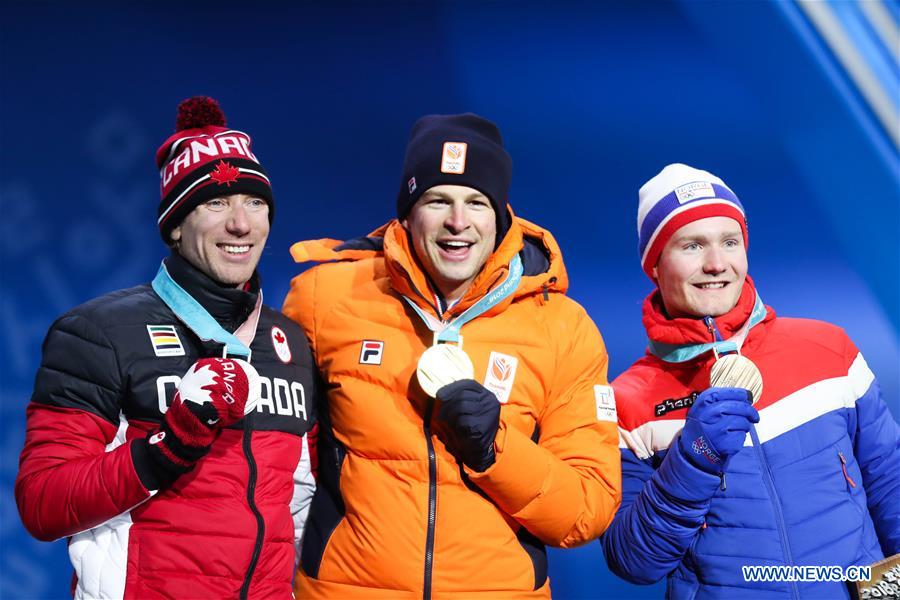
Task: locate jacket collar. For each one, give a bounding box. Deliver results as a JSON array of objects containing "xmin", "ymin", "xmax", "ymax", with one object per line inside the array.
[
  {"xmin": 289, "ymin": 206, "xmax": 569, "ymax": 320},
  {"xmin": 164, "ymin": 252, "xmax": 259, "ymax": 333},
  {"xmin": 643, "ymin": 276, "xmax": 775, "ymax": 362}
]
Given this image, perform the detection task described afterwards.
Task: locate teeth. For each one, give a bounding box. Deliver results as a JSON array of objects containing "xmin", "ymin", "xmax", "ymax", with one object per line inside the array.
[
  {"xmin": 697, "ymin": 282, "xmax": 726, "ymax": 289},
  {"xmin": 222, "ymin": 245, "xmax": 250, "ymax": 254},
  {"xmin": 442, "ymin": 241, "xmax": 471, "ymax": 247}
]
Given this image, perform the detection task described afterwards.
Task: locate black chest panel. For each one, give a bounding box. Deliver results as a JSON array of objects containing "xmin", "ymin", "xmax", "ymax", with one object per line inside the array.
[{"xmin": 106, "ymin": 294, "xmax": 315, "ymax": 436}]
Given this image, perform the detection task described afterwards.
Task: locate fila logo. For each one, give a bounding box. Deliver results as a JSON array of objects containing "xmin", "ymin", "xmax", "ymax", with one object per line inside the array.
[
  {"xmin": 359, "ymin": 340, "xmax": 384, "ymax": 365},
  {"xmin": 483, "ymin": 351, "xmax": 518, "ymax": 404}
]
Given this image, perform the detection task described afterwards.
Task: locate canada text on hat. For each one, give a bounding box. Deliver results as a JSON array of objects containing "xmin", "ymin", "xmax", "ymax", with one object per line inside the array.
[
  {"xmin": 155, "ymin": 97, "xmax": 274, "ymax": 242},
  {"xmin": 637, "ymin": 163, "xmax": 748, "ymax": 278}
]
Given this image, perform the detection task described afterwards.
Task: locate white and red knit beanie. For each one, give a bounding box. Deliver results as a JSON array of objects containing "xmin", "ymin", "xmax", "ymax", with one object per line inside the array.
[{"xmin": 637, "ymin": 163, "xmax": 748, "ymax": 279}]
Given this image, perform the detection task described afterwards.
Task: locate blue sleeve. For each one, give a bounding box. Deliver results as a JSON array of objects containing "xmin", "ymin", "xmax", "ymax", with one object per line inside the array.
[
  {"xmin": 851, "ymin": 376, "xmax": 900, "ymax": 555},
  {"xmin": 601, "ymin": 442, "xmax": 721, "ymax": 584}
]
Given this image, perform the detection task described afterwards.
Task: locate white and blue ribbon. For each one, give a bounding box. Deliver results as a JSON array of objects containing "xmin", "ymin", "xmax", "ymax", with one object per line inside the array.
[
  {"xmin": 403, "ymin": 254, "xmax": 523, "ymax": 344},
  {"xmin": 648, "ymin": 292, "xmax": 767, "ymax": 364},
  {"xmin": 151, "ymin": 262, "xmax": 252, "ymax": 359}
]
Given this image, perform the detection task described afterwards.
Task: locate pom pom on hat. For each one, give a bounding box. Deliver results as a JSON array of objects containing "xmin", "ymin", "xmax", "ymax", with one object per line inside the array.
[
  {"xmin": 175, "ymin": 96, "xmax": 226, "ymax": 131},
  {"xmin": 637, "ymin": 163, "xmax": 748, "ymax": 279}
]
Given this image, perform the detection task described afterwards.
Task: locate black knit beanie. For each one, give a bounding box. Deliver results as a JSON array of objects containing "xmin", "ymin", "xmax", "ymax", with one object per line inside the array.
[{"xmin": 397, "ymin": 113, "xmax": 512, "ymax": 237}]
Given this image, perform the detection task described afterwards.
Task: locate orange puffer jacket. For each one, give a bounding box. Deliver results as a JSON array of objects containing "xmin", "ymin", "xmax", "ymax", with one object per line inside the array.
[{"xmin": 282, "ymin": 214, "xmax": 621, "ymax": 599}]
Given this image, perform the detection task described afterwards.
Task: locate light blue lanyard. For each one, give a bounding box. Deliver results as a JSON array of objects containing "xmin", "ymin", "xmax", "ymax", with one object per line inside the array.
[
  {"xmin": 403, "ymin": 254, "xmax": 523, "ymax": 344},
  {"xmin": 648, "ymin": 292, "xmax": 767, "ymax": 363},
  {"xmin": 151, "ymin": 261, "xmax": 252, "ymax": 358}
]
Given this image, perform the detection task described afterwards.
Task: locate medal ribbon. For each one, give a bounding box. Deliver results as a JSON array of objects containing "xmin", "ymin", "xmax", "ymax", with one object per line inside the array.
[
  {"xmin": 648, "ymin": 291, "xmax": 767, "ymax": 364},
  {"xmin": 403, "ymin": 254, "xmax": 523, "ymax": 344},
  {"xmin": 151, "ymin": 261, "xmax": 261, "ymax": 359}
]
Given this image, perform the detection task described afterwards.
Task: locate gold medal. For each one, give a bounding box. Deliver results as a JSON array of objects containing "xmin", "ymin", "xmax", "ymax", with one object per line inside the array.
[
  {"xmin": 709, "ymin": 353, "xmax": 763, "ymax": 404},
  {"xmin": 416, "ymin": 343, "xmax": 474, "ymax": 398}
]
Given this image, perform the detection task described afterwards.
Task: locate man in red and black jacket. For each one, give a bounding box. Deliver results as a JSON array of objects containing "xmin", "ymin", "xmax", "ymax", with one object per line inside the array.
[{"xmin": 16, "ymin": 97, "xmax": 317, "ymax": 599}]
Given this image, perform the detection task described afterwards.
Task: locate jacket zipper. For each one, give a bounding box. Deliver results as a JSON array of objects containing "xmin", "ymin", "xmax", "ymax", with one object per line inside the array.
[
  {"xmin": 838, "ymin": 451, "xmax": 857, "ymax": 488},
  {"xmin": 240, "ymin": 412, "xmax": 265, "ymax": 600},
  {"xmin": 704, "ymin": 316, "xmax": 729, "ymax": 492},
  {"xmin": 749, "ymin": 426, "xmax": 799, "ymax": 600},
  {"xmin": 423, "ymin": 398, "xmax": 437, "ymax": 600}
]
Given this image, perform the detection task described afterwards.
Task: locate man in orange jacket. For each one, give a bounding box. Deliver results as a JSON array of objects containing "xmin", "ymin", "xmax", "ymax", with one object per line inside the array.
[{"xmin": 283, "ymin": 113, "xmax": 621, "ymax": 598}]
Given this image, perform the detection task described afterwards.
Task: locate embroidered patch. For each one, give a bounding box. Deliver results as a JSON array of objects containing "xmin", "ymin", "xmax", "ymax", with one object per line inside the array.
[
  {"xmin": 594, "ymin": 385, "xmax": 617, "ymax": 422},
  {"xmin": 654, "ymin": 391, "xmax": 699, "ymax": 417},
  {"xmin": 271, "ymin": 326, "xmax": 291, "ymax": 364},
  {"xmin": 147, "ymin": 325, "xmax": 185, "ymax": 357},
  {"xmin": 483, "ymin": 352, "xmax": 518, "ymax": 404},
  {"xmin": 210, "ymin": 160, "xmax": 240, "ymax": 186},
  {"xmin": 359, "ymin": 340, "xmax": 384, "ymax": 365},
  {"xmin": 674, "ymin": 181, "xmax": 715, "ymax": 204},
  {"xmin": 691, "ymin": 435, "xmax": 721, "ymax": 465},
  {"xmin": 408, "ymin": 176, "xmax": 417, "ymax": 194},
  {"xmin": 440, "ymin": 142, "xmax": 467, "ymax": 174}
]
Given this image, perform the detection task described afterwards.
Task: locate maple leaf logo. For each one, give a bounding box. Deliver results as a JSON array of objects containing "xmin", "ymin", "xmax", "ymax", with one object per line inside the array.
[
  {"xmin": 179, "ymin": 363, "xmax": 219, "ymax": 407},
  {"xmin": 274, "ymin": 330, "xmax": 285, "ymax": 344},
  {"xmin": 210, "ymin": 160, "xmax": 240, "ymax": 186}
]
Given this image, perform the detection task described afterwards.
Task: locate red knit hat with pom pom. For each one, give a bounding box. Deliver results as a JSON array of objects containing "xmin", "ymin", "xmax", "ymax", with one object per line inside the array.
[{"xmin": 155, "ymin": 96, "xmax": 274, "ymax": 242}]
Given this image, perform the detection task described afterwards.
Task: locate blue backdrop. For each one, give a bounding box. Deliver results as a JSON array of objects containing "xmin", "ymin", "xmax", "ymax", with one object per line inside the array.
[{"xmin": 1, "ymin": 2, "xmax": 897, "ymax": 598}]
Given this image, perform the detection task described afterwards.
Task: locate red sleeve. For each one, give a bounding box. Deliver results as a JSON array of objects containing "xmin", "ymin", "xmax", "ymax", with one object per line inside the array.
[{"xmin": 15, "ymin": 403, "xmax": 150, "ymax": 541}]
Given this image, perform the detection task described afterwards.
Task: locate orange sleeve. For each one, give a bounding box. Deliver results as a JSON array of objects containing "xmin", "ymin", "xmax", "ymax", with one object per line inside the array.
[
  {"xmin": 466, "ymin": 303, "xmax": 622, "ymax": 548},
  {"xmin": 282, "ymin": 267, "xmax": 320, "ymax": 362}
]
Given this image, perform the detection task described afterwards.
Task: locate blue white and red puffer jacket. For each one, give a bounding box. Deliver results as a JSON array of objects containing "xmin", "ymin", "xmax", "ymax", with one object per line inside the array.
[{"xmin": 602, "ymin": 277, "xmax": 900, "ymax": 599}]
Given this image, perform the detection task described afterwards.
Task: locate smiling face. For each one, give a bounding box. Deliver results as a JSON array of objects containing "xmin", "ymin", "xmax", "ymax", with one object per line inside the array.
[
  {"xmin": 170, "ymin": 193, "xmax": 270, "ymax": 287},
  {"xmin": 402, "ymin": 184, "xmax": 497, "ymax": 302},
  {"xmin": 653, "ymin": 216, "xmax": 748, "ymax": 318}
]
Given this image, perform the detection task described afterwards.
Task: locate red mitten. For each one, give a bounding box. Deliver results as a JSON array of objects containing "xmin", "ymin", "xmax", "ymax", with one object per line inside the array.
[{"xmin": 132, "ymin": 358, "xmax": 259, "ymax": 489}]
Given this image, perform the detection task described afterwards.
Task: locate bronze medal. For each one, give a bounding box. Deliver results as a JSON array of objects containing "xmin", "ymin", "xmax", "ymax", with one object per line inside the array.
[{"xmin": 709, "ymin": 353, "xmax": 763, "ymax": 404}]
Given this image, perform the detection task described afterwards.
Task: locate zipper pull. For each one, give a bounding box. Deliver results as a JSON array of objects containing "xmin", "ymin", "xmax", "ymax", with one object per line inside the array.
[
  {"xmin": 541, "ymin": 277, "xmax": 557, "ymax": 303},
  {"xmin": 720, "ymin": 472, "xmax": 727, "ymax": 491},
  {"xmin": 703, "ymin": 316, "xmax": 718, "ymax": 343},
  {"xmin": 839, "ymin": 451, "xmax": 857, "ymax": 488}
]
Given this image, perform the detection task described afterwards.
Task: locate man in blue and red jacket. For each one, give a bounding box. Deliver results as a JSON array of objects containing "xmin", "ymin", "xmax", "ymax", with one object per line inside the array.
[{"xmin": 602, "ymin": 163, "xmax": 899, "ymax": 598}]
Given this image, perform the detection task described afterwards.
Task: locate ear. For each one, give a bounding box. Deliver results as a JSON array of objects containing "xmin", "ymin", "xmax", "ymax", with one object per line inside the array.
[
  {"xmin": 401, "ymin": 218, "xmax": 409, "ymax": 230},
  {"xmin": 170, "ymin": 226, "xmax": 182, "ymax": 244},
  {"xmin": 652, "ymin": 265, "xmax": 659, "ymax": 280}
]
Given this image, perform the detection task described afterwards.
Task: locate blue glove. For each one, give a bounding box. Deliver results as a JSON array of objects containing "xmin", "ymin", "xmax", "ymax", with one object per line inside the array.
[
  {"xmin": 679, "ymin": 387, "xmax": 759, "ymax": 474},
  {"xmin": 436, "ymin": 379, "xmax": 501, "ymax": 472}
]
